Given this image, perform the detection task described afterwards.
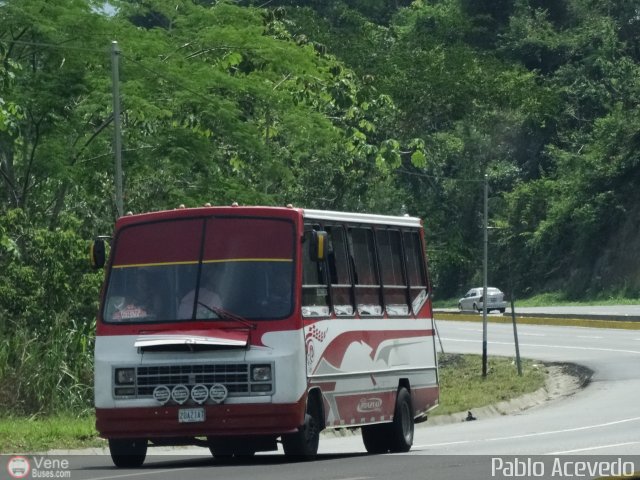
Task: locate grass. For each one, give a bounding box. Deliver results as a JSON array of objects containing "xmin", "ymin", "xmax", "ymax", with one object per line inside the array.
[
  {"xmin": 0, "ymin": 415, "xmax": 103, "ymax": 453},
  {"xmin": 0, "ymin": 354, "xmax": 545, "ymax": 453},
  {"xmin": 0, "ymin": 315, "xmax": 94, "ymax": 416},
  {"xmin": 434, "ymin": 353, "xmax": 546, "ymax": 416},
  {"xmin": 513, "ymin": 292, "xmax": 640, "ymax": 307}
]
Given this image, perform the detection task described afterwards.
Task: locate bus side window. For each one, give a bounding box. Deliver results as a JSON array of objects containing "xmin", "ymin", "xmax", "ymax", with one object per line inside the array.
[
  {"xmin": 404, "ymin": 231, "xmax": 428, "ymax": 314},
  {"xmin": 326, "ymin": 226, "xmax": 354, "ymax": 316},
  {"xmin": 350, "ymin": 227, "xmax": 382, "ymax": 316},
  {"xmin": 376, "ymin": 229, "xmax": 409, "ymax": 316},
  {"xmin": 302, "ymin": 229, "xmax": 330, "ymax": 317}
]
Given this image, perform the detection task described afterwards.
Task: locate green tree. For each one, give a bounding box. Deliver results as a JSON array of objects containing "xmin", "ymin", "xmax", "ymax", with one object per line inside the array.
[{"xmin": 0, "ymin": 0, "xmax": 115, "ymax": 228}]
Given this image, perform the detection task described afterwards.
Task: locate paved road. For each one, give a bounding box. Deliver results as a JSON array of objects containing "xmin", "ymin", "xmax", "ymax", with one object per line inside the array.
[
  {"xmin": 417, "ymin": 320, "xmax": 640, "ymax": 454},
  {"xmin": 10, "ymin": 320, "xmax": 640, "ymax": 480}
]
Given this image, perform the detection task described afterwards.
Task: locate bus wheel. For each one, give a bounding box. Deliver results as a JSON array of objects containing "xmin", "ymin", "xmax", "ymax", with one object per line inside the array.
[
  {"xmin": 108, "ymin": 438, "xmax": 147, "ymax": 468},
  {"xmin": 388, "ymin": 388, "xmax": 414, "ymax": 453},
  {"xmin": 282, "ymin": 412, "xmax": 320, "ymax": 459},
  {"xmin": 361, "ymin": 424, "xmax": 390, "ymax": 454}
]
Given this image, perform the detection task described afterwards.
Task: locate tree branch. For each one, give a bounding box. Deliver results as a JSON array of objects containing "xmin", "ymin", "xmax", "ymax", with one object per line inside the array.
[{"xmin": 48, "ymin": 115, "xmax": 114, "ymax": 229}]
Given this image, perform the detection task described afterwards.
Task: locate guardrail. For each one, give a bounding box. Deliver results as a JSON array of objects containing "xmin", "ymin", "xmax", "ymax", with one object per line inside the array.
[{"xmin": 434, "ymin": 309, "xmax": 640, "ymax": 323}]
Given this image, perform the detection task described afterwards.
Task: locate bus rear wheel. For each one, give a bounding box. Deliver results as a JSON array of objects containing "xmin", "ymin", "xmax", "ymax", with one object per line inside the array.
[
  {"xmin": 361, "ymin": 423, "xmax": 391, "ymax": 453},
  {"xmin": 361, "ymin": 387, "xmax": 414, "ymax": 454},
  {"xmin": 388, "ymin": 387, "xmax": 414, "ymax": 452},
  {"xmin": 108, "ymin": 438, "xmax": 147, "ymax": 468}
]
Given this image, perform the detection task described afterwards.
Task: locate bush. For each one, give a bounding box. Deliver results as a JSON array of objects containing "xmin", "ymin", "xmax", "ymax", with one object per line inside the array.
[
  {"xmin": 0, "ymin": 209, "xmax": 103, "ymax": 415},
  {"xmin": 0, "ymin": 315, "xmax": 95, "ymax": 415}
]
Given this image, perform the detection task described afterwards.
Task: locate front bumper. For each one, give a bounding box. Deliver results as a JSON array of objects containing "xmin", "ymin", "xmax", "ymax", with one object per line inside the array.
[{"xmin": 96, "ymin": 402, "xmax": 305, "ymax": 439}]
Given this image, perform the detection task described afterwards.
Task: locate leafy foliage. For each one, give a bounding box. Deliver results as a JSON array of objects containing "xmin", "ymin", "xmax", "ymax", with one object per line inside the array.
[
  {"xmin": 2, "ymin": 0, "xmax": 640, "ymax": 413},
  {"xmin": 0, "ymin": 210, "xmax": 101, "ymax": 414}
]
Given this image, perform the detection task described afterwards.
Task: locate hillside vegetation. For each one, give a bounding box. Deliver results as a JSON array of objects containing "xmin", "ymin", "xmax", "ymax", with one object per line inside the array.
[{"xmin": 1, "ymin": 0, "xmax": 639, "ymax": 414}]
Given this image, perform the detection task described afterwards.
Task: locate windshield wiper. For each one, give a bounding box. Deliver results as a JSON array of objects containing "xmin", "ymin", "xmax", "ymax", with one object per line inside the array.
[{"xmin": 197, "ymin": 302, "xmax": 256, "ymax": 330}]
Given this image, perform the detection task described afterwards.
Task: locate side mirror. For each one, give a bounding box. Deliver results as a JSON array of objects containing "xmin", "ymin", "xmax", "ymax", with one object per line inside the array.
[
  {"xmin": 90, "ymin": 238, "xmax": 106, "ymax": 269},
  {"xmin": 309, "ymin": 230, "xmax": 328, "ymax": 262}
]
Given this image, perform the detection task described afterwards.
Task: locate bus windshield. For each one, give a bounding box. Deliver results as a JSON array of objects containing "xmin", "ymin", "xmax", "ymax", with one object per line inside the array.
[{"xmin": 102, "ymin": 216, "xmax": 295, "ymax": 323}]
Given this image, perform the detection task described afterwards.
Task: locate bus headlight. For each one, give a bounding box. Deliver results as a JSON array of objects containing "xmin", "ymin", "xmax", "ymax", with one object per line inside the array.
[
  {"xmin": 115, "ymin": 368, "xmax": 135, "ymax": 385},
  {"xmin": 251, "ymin": 364, "xmax": 272, "ymax": 382}
]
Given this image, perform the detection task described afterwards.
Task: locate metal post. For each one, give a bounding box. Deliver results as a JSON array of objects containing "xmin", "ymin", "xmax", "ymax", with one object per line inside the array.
[
  {"xmin": 482, "ymin": 174, "xmax": 488, "ymax": 377},
  {"xmin": 111, "ymin": 41, "xmax": 123, "ymax": 218},
  {"xmin": 506, "ymin": 239, "xmax": 523, "ymax": 376},
  {"xmin": 511, "ymin": 295, "xmax": 523, "ymax": 376},
  {"xmin": 433, "ymin": 318, "xmax": 445, "ymax": 354}
]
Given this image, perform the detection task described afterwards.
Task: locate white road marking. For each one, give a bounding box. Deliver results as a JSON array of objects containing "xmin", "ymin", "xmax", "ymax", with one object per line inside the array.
[
  {"xmin": 547, "ymin": 441, "xmax": 640, "ymax": 454},
  {"xmin": 86, "ymin": 467, "xmax": 196, "ymax": 480},
  {"xmin": 577, "ymin": 335, "xmax": 603, "ymax": 339},
  {"xmin": 413, "ymin": 416, "xmax": 640, "ymax": 449},
  {"xmin": 440, "ymin": 337, "xmax": 640, "ymax": 355}
]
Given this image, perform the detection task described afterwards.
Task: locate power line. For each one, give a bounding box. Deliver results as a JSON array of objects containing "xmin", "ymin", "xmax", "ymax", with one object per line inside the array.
[
  {"xmin": 10, "ymin": 40, "xmax": 492, "ymax": 189},
  {"xmin": 120, "ymin": 53, "xmax": 217, "ymax": 105},
  {"xmin": 395, "ymin": 168, "xmax": 485, "ymax": 184},
  {"xmin": 7, "ymin": 38, "xmax": 281, "ymax": 56},
  {"xmin": 8, "ymin": 39, "xmax": 108, "ymax": 53},
  {"xmin": 7, "ymin": 39, "xmax": 217, "ymax": 106}
]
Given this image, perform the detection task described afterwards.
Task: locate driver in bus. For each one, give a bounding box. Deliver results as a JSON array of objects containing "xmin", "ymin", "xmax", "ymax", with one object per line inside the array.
[{"xmin": 177, "ymin": 267, "xmax": 223, "ymax": 320}]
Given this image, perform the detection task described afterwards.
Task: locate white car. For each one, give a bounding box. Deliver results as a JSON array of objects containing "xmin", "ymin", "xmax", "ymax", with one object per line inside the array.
[{"xmin": 458, "ymin": 287, "xmax": 507, "ymax": 313}]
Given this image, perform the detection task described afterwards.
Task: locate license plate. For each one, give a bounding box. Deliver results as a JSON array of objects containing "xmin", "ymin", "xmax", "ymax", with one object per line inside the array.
[{"xmin": 178, "ymin": 408, "xmax": 205, "ymax": 423}]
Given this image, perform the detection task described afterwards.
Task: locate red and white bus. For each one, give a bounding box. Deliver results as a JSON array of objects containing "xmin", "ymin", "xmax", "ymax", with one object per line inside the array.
[{"xmin": 92, "ymin": 205, "xmax": 439, "ymax": 467}]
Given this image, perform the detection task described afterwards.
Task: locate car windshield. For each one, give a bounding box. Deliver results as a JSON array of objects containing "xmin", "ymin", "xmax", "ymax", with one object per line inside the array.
[{"xmin": 103, "ymin": 216, "xmax": 295, "ymax": 323}]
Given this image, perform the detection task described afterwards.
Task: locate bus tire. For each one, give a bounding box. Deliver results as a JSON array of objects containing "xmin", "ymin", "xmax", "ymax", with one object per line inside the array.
[
  {"xmin": 388, "ymin": 387, "xmax": 414, "ymax": 453},
  {"xmin": 282, "ymin": 412, "xmax": 320, "ymax": 459},
  {"xmin": 361, "ymin": 423, "xmax": 390, "ymax": 454},
  {"xmin": 108, "ymin": 438, "xmax": 147, "ymax": 468}
]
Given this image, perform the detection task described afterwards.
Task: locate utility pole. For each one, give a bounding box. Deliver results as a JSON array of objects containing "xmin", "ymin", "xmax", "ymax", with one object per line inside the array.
[
  {"xmin": 111, "ymin": 41, "xmax": 123, "ymax": 218},
  {"xmin": 482, "ymin": 174, "xmax": 488, "ymax": 377}
]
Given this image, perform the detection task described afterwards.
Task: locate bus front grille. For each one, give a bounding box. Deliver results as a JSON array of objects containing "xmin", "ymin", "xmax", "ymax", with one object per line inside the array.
[{"xmin": 136, "ymin": 363, "xmax": 250, "ymax": 397}]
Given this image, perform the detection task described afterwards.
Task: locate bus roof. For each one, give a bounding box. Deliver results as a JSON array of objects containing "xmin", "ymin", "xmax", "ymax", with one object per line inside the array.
[
  {"xmin": 302, "ymin": 209, "xmax": 422, "ymax": 228},
  {"xmin": 114, "ymin": 205, "xmax": 422, "ymax": 229}
]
